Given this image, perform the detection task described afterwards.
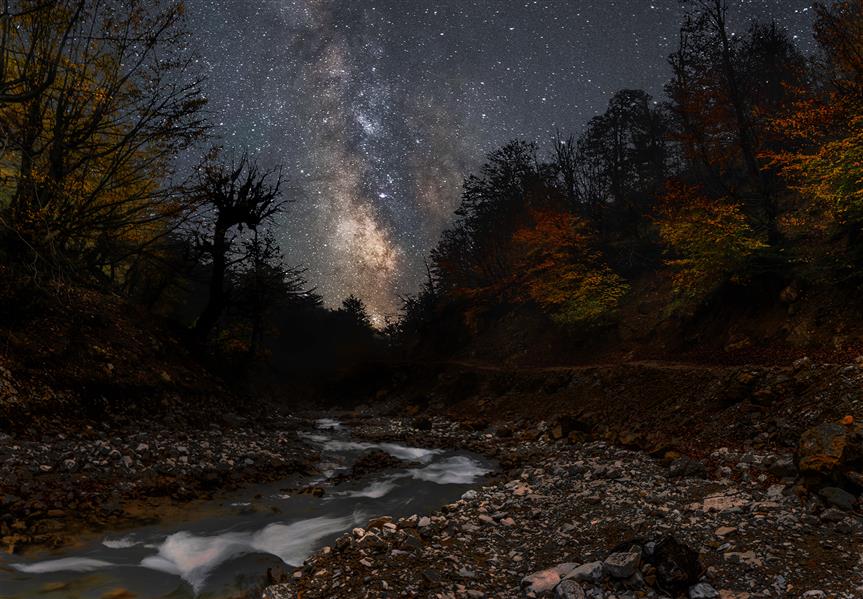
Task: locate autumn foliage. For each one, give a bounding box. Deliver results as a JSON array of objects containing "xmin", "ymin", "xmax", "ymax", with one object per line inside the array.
[
  {"xmin": 656, "ymin": 182, "xmax": 767, "ymax": 299},
  {"xmin": 513, "ymin": 211, "xmax": 628, "ymax": 325}
]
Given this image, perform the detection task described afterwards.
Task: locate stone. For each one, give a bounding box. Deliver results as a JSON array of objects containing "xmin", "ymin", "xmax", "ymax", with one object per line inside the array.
[
  {"xmin": 564, "ymin": 561, "xmax": 603, "ymax": 583},
  {"xmin": 555, "ymin": 580, "xmax": 586, "ymax": 599},
  {"xmin": 417, "ymin": 516, "xmax": 431, "ymax": 528},
  {"xmin": 422, "ymin": 569, "xmax": 442, "ymax": 585},
  {"xmin": 766, "ymin": 455, "xmax": 796, "ymax": 478},
  {"xmin": 702, "ymin": 495, "xmax": 748, "ymax": 512},
  {"xmin": 818, "ymin": 486, "xmax": 856, "ymax": 510},
  {"xmin": 522, "ymin": 568, "xmax": 562, "ymax": 594},
  {"xmin": 603, "ymin": 551, "xmax": 640, "ymax": 578},
  {"xmin": 715, "ymin": 526, "xmax": 737, "ymax": 537},
  {"xmin": 652, "ymin": 537, "xmax": 702, "ymax": 593},
  {"xmin": 690, "ymin": 583, "xmax": 720, "ymax": 599},
  {"xmin": 819, "ymin": 507, "xmax": 847, "ymax": 522},
  {"xmin": 669, "ymin": 457, "xmax": 708, "ymax": 479},
  {"xmin": 798, "ymin": 422, "xmax": 862, "ymax": 476}
]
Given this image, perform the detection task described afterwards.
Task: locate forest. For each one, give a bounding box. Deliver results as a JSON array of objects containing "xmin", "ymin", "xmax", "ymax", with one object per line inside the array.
[{"xmin": 0, "ymin": 1, "xmax": 862, "ymax": 599}]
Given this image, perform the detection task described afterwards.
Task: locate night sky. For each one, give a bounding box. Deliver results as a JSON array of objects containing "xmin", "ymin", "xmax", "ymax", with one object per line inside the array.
[{"xmin": 185, "ymin": 0, "xmax": 815, "ymax": 323}]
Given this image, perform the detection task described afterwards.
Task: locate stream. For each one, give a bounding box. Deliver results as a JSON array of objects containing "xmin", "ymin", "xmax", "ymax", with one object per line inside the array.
[{"xmin": 0, "ymin": 419, "xmax": 493, "ymax": 598}]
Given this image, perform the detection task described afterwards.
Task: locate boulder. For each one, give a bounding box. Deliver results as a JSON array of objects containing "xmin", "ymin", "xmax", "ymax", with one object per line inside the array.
[
  {"xmin": 603, "ymin": 551, "xmax": 640, "ymax": 578},
  {"xmin": 798, "ymin": 421, "xmax": 862, "ymax": 476},
  {"xmin": 651, "ymin": 537, "xmax": 702, "ymax": 593}
]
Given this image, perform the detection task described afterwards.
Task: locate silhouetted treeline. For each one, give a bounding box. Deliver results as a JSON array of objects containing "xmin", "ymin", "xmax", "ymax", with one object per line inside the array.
[{"xmin": 391, "ymin": 0, "xmax": 863, "ymax": 350}]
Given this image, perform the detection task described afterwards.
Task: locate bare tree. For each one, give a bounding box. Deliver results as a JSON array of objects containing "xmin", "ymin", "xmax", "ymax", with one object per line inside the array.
[{"xmin": 191, "ymin": 152, "xmax": 287, "ymax": 341}]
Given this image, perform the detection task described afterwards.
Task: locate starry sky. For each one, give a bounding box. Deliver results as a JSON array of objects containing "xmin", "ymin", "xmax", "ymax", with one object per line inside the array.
[{"xmin": 184, "ymin": 0, "xmax": 816, "ymax": 323}]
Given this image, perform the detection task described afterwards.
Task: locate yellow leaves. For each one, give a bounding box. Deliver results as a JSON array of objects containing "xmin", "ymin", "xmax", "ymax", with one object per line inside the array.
[
  {"xmin": 656, "ymin": 182, "xmax": 767, "ymax": 300},
  {"xmin": 512, "ymin": 210, "xmax": 628, "ymax": 326}
]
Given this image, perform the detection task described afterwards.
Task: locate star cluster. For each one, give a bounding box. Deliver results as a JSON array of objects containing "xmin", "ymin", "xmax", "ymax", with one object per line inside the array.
[{"xmin": 185, "ymin": 0, "xmax": 815, "ymax": 322}]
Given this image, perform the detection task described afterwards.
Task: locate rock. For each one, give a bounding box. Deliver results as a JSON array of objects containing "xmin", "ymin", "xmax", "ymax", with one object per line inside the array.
[
  {"xmin": 555, "ymin": 580, "xmax": 586, "ymax": 599},
  {"xmin": 669, "ymin": 457, "xmax": 708, "ymax": 479},
  {"xmin": 798, "ymin": 422, "xmax": 862, "ymax": 476},
  {"xmin": 690, "ymin": 583, "xmax": 720, "ymax": 599},
  {"xmin": 819, "ymin": 507, "xmax": 847, "ymax": 522},
  {"xmin": 422, "ymin": 569, "xmax": 442, "ymax": 585},
  {"xmin": 714, "ymin": 526, "xmax": 737, "ymax": 537},
  {"xmin": 818, "ymin": 486, "xmax": 856, "ymax": 510},
  {"xmin": 417, "ymin": 516, "xmax": 431, "ymax": 528},
  {"xmin": 522, "ymin": 568, "xmax": 562, "ymax": 594},
  {"xmin": 603, "ymin": 551, "xmax": 640, "ymax": 578},
  {"xmin": 651, "ymin": 537, "xmax": 702, "ymax": 593},
  {"xmin": 564, "ymin": 561, "xmax": 603, "ymax": 583},
  {"xmin": 766, "ymin": 455, "xmax": 796, "ymax": 478},
  {"xmin": 461, "ymin": 490, "xmax": 478, "ymax": 500}
]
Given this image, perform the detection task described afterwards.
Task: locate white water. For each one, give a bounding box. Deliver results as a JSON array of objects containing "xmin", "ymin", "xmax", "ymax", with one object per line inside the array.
[
  {"xmin": 3, "ymin": 420, "xmax": 493, "ymax": 599},
  {"xmin": 11, "ymin": 557, "xmax": 115, "ymax": 574}
]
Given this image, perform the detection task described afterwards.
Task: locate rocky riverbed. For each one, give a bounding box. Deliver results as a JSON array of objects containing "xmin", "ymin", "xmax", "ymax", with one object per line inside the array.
[
  {"xmin": 264, "ymin": 416, "xmax": 863, "ymax": 599},
  {"xmin": 0, "ymin": 413, "xmax": 317, "ymax": 553}
]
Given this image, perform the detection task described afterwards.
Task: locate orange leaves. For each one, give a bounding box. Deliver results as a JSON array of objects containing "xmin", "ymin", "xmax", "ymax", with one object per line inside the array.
[
  {"xmin": 655, "ymin": 181, "xmax": 767, "ymax": 300},
  {"xmin": 512, "ymin": 210, "xmax": 628, "ymax": 326}
]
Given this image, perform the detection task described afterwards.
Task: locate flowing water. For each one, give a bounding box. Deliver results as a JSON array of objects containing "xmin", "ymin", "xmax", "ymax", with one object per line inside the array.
[{"xmin": 0, "ymin": 420, "xmax": 493, "ymax": 598}]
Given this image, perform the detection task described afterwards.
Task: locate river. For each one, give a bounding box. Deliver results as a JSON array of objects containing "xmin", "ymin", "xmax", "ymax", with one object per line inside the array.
[{"xmin": 0, "ymin": 419, "xmax": 493, "ymax": 598}]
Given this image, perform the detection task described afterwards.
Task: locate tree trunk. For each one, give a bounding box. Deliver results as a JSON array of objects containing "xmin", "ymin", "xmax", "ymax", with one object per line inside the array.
[{"xmin": 194, "ymin": 218, "xmax": 229, "ymax": 341}]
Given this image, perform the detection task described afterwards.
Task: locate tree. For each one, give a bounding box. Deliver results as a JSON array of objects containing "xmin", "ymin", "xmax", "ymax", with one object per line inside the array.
[
  {"xmin": 0, "ymin": 0, "xmax": 83, "ymax": 104},
  {"xmin": 513, "ymin": 210, "xmax": 628, "ymax": 326},
  {"xmin": 229, "ymin": 230, "xmax": 313, "ymax": 357},
  {"xmin": 667, "ymin": 3, "xmax": 805, "ymax": 243},
  {"xmin": 191, "ymin": 152, "xmax": 286, "ymax": 341},
  {"xmin": 767, "ymin": 1, "xmax": 863, "ymax": 241},
  {"xmin": 0, "ymin": 0, "xmax": 207, "ymax": 276},
  {"xmin": 575, "ymin": 90, "xmax": 672, "ymax": 247},
  {"xmin": 340, "ymin": 294, "xmax": 372, "ymax": 330},
  {"xmin": 655, "ymin": 181, "xmax": 767, "ymax": 301},
  {"xmin": 431, "ymin": 140, "xmax": 556, "ymax": 295}
]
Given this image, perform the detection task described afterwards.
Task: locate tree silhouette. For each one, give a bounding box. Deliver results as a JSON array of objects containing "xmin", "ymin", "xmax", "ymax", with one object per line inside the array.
[{"xmin": 191, "ymin": 152, "xmax": 286, "ymax": 341}]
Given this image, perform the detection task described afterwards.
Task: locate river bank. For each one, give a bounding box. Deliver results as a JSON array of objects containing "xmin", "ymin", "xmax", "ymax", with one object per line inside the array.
[
  {"xmin": 0, "ymin": 413, "xmax": 318, "ymax": 555},
  {"xmin": 265, "ymin": 415, "xmax": 863, "ymax": 599}
]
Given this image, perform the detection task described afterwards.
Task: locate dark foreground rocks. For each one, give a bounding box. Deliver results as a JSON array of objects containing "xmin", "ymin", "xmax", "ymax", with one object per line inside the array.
[{"xmin": 263, "ymin": 416, "xmax": 863, "ymax": 599}]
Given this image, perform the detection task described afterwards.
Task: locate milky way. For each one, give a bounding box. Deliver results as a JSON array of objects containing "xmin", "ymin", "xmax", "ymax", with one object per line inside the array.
[{"xmin": 185, "ymin": 0, "xmax": 815, "ymax": 322}]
